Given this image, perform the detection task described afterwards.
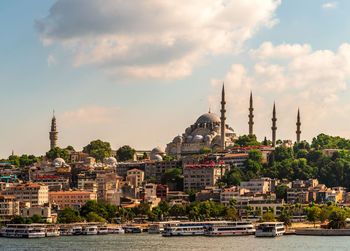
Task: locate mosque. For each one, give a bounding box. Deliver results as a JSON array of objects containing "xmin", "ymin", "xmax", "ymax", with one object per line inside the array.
[{"xmin": 166, "ymin": 85, "xmax": 238, "ymax": 158}]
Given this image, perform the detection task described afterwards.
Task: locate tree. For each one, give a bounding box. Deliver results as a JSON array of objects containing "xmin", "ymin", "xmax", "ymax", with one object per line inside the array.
[
  {"xmin": 58, "ymin": 207, "xmax": 82, "ymax": 223},
  {"xmin": 31, "ymin": 214, "xmax": 45, "ymax": 223},
  {"xmin": 260, "ymin": 212, "xmax": 275, "ymax": 222},
  {"xmin": 158, "ymin": 201, "xmax": 170, "ymax": 215},
  {"xmin": 116, "ymin": 145, "xmax": 136, "ymax": 162},
  {"xmin": 199, "ymin": 146, "xmax": 212, "ymax": 154},
  {"xmin": 161, "ymin": 168, "xmax": 183, "ymax": 190},
  {"xmin": 80, "ymin": 200, "xmax": 100, "ymax": 218},
  {"xmin": 246, "ymin": 205, "xmax": 253, "ymax": 220},
  {"xmin": 169, "ymin": 204, "xmax": 185, "ymax": 218},
  {"xmin": 236, "ymin": 135, "xmax": 261, "ymax": 147},
  {"xmin": 11, "ymin": 215, "xmax": 26, "ymax": 224},
  {"xmin": 328, "ymin": 208, "xmax": 347, "ymax": 229},
  {"xmin": 279, "ymin": 208, "xmax": 292, "ymax": 228},
  {"xmin": 306, "ymin": 206, "xmax": 321, "ymax": 227},
  {"xmin": 83, "ymin": 140, "xmax": 112, "ymax": 162},
  {"xmin": 275, "ymin": 185, "xmax": 288, "ymax": 201},
  {"xmin": 46, "ymin": 147, "xmax": 70, "ymax": 162},
  {"xmin": 229, "ymin": 198, "xmax": 237, "ymax": 207},
  {"xmin": 86, "ymin": 212, "xmax": 106, "ymax": 223},
  {"xmin": 225, "ymin": 207, "xmax": 238, "ymax": 220},
  {"xmin": 65, "ymin": 145, "xmax": 75, "ymax": 151}
]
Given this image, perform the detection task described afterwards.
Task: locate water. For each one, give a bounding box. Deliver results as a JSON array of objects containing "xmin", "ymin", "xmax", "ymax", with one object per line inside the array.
[{"xmin": 0, "ymin": 234, "xmax": 349, "ymax": 251}]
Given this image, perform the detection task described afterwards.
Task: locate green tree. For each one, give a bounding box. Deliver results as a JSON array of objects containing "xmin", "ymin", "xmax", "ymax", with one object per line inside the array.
[
  {"xmin": 158, "ymin": 201, "xmax": 170, "ymax": 215},
  {"xmin": 65, "ymin": 145, "xmax": 75, "ymax": 151},
  {"xmin": 10, "ymin": 215, "xmax": 26, "ymax": 224},
  {"xmin": 279, "ymin": 208, "xmax": 292, "ymax": 228},
  {"xmin": 328, "ymin": 208, "xmax": 348, "ymax": 229},
  {"xmin": 116, "ymin": 145, "xmax": 136, "ymax": 162},
  {"xmin": 83, "ymin": 140, "xmax": 112, "ymax": 162},
  {"xmin": 161, "ymin": 168, "xmax": 183, "ymax": 190},
  {"xmin": 275, "ymin": 185, "xmax": 288, "ymax": 201},
  {"xmin": 306, "ymin": 206, "xmax": 321, "ymax": 227},
  {"xmin": 236, "ymin": 135, "xmax": 261, "ymax": 147},
  {"xmin": 199, "ymin": 146, "xmax": 212, "ymax": 154},
  {"xmin": 260, "ymin": 212, "xmax": 275, "ymax": 222},
  {"xmin": 58, "ymin": 207, "xmax": 82, "ymax": 223},
  {"xmin": 86, "ymin": 212, "xmax": 106, "ymax": 223},
  {"xmin": 31, "ymin": 214, "xmax": 45, "ymax": 223},
  {"xmin": 225, "ymin": 207, "xmax": 238, "ymax": 220},
  {"xmin": 46, "ymin": 147, "xmax": 70, "ymax": 162}
]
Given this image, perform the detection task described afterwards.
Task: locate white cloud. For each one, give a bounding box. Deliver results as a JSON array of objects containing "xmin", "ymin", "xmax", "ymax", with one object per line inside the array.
[
  {"xmin": 209, "ymin": 42, "xmax": 350, "ymax": 141},
  {"xmin": 322, "ymin": 2, "xmax": 338, "ymax": 9},
  {"xmin": 36, "ymin": 0, "xmax": 281, "ymax": 81}
]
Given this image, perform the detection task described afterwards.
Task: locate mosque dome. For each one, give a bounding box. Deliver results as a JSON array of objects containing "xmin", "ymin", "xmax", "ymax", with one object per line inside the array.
[
  {"xmin": 186, "ymin": 135, "xmax": 193, "ymax": 142},
  {"xmin": 196, "ymin": 112, "xmax": 221, "ymax": 124},
  {"xmin": 193, "ymin": 135, "xmax": 204, "ymax": 142},
  {"xmin": 150, "ymin": 154, "xmax": 163, "ymax": 161},
  {"xmin": 151, "ymin": 146, "xmax": 166, "ymax": 155},
  {"xmin": 204, "ymin": 135, "xmax": 212, "ymax": 142},
  {"xmin": 104, "ymin": 157, "xmax": 117, "ymax": 165},
  {"xmin": 53, "ymin": 158, "xmax": 65, "ymax": 166}
]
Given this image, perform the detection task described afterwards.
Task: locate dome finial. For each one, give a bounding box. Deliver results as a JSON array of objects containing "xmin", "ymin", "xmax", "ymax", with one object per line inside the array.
[{"xmin": 208, "ymin": 106, "xmax": 211, "ymax": 113}]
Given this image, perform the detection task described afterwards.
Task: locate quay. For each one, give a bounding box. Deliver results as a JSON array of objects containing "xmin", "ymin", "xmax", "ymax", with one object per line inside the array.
[{"xmin": 296, "ymin": 228, "xmax": 350, "ymax": 236}]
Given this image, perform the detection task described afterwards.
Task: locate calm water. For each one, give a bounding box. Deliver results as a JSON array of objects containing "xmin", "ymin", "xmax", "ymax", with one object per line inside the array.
[{"xmin": 0, "ymin": 234, "xmax": 349, "ymax": 251}]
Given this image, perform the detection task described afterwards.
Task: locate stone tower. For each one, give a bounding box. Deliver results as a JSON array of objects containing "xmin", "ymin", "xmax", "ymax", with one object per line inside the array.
[
  {"xmin": 271, "ymin": 102, "xmax": 277, "ymax": 147},
  {"xmin": 296, "ymin": 108, "xmax": 301, "ymax": 143},
  {"xmin": 220, "ymin": 83, "xmax": 226, "ymax": 150},
  {"xmin": 248, "ymin": 91, "xmax": 254, "ymax": 135},
  {"xmin": 49, "ymin": 112, "xmax": 58, "ymax": 150}
]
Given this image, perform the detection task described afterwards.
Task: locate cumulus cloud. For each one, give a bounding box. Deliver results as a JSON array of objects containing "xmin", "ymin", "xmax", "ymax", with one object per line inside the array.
[
  {"xmin": 322, "ymin": 2, "xmax": 338, "ymax": 9},
  {"xmin": 209, "ymin": 42, "xmax": 350, "ymax": 141},
  {"xmin": 36, "ymin": 0, "xmax": 280, "ymax": 80}
]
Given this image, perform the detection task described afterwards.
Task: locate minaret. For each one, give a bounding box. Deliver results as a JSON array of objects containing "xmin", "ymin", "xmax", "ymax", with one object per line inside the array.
[
  {"xmin": 220, "ymin": 83, "xmax": 226, "ymax": 150},
  {"xmin": 296, "ymin": 108, "xmax": 301, "ymax": 143},
  {"xmin": 271, "ymin": 102, "xmax": 277, "ymax": 147},
  {"xmin": 248, "ymin": 91, "xmax": 254, "ymax": 135},
  {"xmin": 49, "ymin": 111, "xmax": 58, "ymax": 150}
]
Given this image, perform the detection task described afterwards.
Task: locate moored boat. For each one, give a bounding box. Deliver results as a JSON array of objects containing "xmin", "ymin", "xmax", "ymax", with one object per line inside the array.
[
  {"xmin": 1, "ymin": 224, "xmax": 46, "ymax": 238},
  {"xmin": 46, "ymin": 225, "xmax": 60, "ymax": 237},
  {"xmin": 98, "ymin": 225, "xmax": 109, "ymax": 234},
  {"xmin": 205, "ymin": 221, "xmax": 255, "ymax": 236},
  {"xmin": 123, "ymin": 225, "xmax": 142, "ymax": 233},
  {"xmin": 162, "ymin": 222, "xmax": 209, "ymax": 237},
  {"xmin": 108, "ymin": 226, "xmax": 124, "ymax": 234},
  {"xmin": 72, "ymin": 225, "xmax": 83, "ymax": 235},
  {"xmin": 83, "ymin": 225, "xmax": 98, "ymax": 235},
  {"xmin": 255, "ymin": 222, "xmax": 285, "ymax": 237}
]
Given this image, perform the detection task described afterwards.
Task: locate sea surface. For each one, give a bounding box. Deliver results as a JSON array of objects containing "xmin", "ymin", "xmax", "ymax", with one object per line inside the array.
[{"xmin": 0, "ymin": 233, "xmax": 349, "ymax": 251}]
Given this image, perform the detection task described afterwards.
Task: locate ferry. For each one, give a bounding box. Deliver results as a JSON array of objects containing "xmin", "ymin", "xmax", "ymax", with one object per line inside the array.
[
  {"xmin": 123, "ymin": 225, "xmax": 142, "ymax": 233},
  {"xmin": 98, "ymin": 225, "xmax": 109, "ymax": 234},
  {"xmin": 45, "ymin": 225, "xmax": 60, "ymax": 237},
  {"xmin": 108, "ymin": 226, "xmax": 125, "ymax": 234},
  {"xmin": 72, "ymin": 225, "xmax": 83, "ymax": 235},
  {"xmin": 255, "ymin": 222, "xmax": 285, "ymax": 237},
  {"xmin": 162, "ymin": 222, "xmax": 209, "ymax": 237},
  {"xmin": 1, "ymin": 224, "xmax": 46, "ymax": 238},
  {"xmin": 148, "ymin": 221, "xmax": 180, "ymax": 234},
  {"xmin": 59, "ymin": 225, "xmax": 73, "ymax": 236},
  {"xmin": 205, "ymin": 221, "xmax": 255, "ymax": 236},
  {"xmin": 83, "ymin": 225, "xmax": 98, "ymax": 235}
]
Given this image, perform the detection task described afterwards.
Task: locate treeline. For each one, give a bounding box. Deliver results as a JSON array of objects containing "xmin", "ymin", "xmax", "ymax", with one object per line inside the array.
[{"xmin": 220, "ymin": 134, "xmax": 350, "ymax": 190}]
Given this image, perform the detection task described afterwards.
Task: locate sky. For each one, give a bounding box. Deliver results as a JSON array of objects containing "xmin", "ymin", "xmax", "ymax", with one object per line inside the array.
[{"xmin": 1, "ymin": 0, "xmax": 350, "ymax": 157}]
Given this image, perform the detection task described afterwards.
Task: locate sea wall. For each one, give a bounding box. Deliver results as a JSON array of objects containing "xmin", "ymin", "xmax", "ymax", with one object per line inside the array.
[{"xmin": 296, "ymin": 228, "xmax": 350, "ymax": 236}]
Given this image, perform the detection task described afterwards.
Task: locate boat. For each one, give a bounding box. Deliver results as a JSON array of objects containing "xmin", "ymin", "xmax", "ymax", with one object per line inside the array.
[
  {"xmin": 59, "ymin": 225, "xmax": 73, "ymax": 236},
  {"xmin": 123, "ymin": 225, "xmax": 142, "ymax": 233},
  {"xmin": 108, "ymin": 226, "xmax": 125, "ymax": 234},
  {"xmin": 72, "ymin": 225, "xmax": 83, "ymax": 235},
  {"xmin": 98, "ymin": 225, "xmax": 109, "ymax": 234},
  {"xmin": 255, "ymin": 222, "xmax": 285, "ymax": 237},
  {"xmin": 83, "ymin": 225, "xmax": 98, "ymax": 235},
  {"xmin": 1, "ymin": 224, "xmax": 46, "ymax": 238},
  {"xmin": 148, "ymin": 223, "xmax": 164, "ymax": 234},
  {"xmin": 46, "ymin": 225, "xmax": 60, "ymax": 237},
  {"xmin": 205, "ymin": 221, "xmax": 255, "ymax": 236},
  {"xmin": 162, "ymin": 222, "xmax": 209, "ymax": 237}
]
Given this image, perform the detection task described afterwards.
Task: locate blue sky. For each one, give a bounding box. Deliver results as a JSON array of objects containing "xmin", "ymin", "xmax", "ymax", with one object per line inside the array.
[{"xmin": 1, "ymin": 0, "xmax": 350, "ymax": 157}]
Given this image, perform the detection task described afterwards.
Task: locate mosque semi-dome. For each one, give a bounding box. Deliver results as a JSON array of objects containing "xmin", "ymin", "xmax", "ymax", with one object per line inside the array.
[
  {"xmin": 196, "ymin": 112, "xmax": 221, "ymax": 123},
  {"xmin": 104, "ymin": 157, "xmax": 117, "ymax": 165},
  {"xmin": 150, "ymin": 154, "xmax": 163, "ymax": 161},
  {"xmin": 53, "ymin": 158, "xmax": 66, "ymax": 166},
  {"xmin": 151, "ymin": 146, "xmax": 166, "ymax": 155}
]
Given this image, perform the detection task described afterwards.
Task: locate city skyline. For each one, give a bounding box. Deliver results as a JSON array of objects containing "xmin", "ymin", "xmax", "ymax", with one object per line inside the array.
[{"xmin": 2, "ymin": 0, "xmax": 350, "ymax": 157}]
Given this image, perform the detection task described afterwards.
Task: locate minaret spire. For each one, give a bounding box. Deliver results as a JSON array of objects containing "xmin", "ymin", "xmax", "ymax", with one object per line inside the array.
[
  {"xmin": 296, "ymin": 108, "xmax": 301, "ymax": 143},
  {"xmin": 49, "ymin": 111, "xmax": 58, "ymax": 150},
  {"xmin": 271, "ymin": 102, "xmax": 277, "ymax": 147},
  {"xmin": 248, "ymin": 91, "xmax": 254, "ymax": 135},
  {"xmin": 220, "ymin": 83, "xmax": 226, "ymax": 150}
]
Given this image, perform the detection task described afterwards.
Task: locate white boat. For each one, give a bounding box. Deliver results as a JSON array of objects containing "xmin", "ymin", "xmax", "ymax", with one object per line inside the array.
[
  {"xmin": 1, "ymin": 224, "xmax": 46, "ymax": 238},
  {"xmin": 108, "ymin": 226, "xmax": 125, "ymax": 234},
  {"xmin": 162, "ymin": 222, "xmax": 208, "ymax": 237},
  {"xmin": 72, "ymin": 225, "xmax": 83, "ymax": 235},
  {"xmin": 59, "ymin": 225, "xmax": 73, "ymax": 236},
  {"xmin": 148, "ymin": 223, "xmax": 164, "ymax": 234},
  {"xmin": 84, "ymin": 225, "xmax": 98, "ymax": 235},
  {"xmin": 205, "ymin": 221, "xmax": 255, "ymax": 236},
  {"xmin": 255, "ymin": 222, "xmax": 285, "ymax": 237},
  {"xmin": 98, "ymin": 225, "xmax": 109, "ymax": 234},
  {"xmin": 46, "ymin": 225, "xmax": 60, "ymax": 237}
]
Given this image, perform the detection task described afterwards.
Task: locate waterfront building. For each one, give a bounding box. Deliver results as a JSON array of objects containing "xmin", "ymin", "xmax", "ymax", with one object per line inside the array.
[
  {"xmin": 144, "ymin": 160, "xmax": 180, "ymax": 183},
  {"xmin": 0, "ymin": 195, "xmax": 19, "ymax": 222},
  {"xmin": 2, "ymin": 183, "xmax": 49, "ymax": 206},
  {"xmin": 183, "ymin": 164, "xmax": 227, "ymax": 192},
  {"xmin": 240, "ymin": 178, "xmax": 277, "ymax": 194},
  {"xmin": 96, "ymin": 173, "xmax": 122, "ymax": 202},
  {"xmin": 20, "ymin": 205, "xmax": 55, "ymax": 223},
  {"xmin": 49, "ymin": 190, "xmax": 97, "ymax": 210}
]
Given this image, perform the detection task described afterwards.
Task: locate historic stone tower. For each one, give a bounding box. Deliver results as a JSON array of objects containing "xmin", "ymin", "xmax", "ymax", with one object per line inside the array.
[
  {"xmin": 49, "ymin": 112, "xmax": 58, "ymax": 150},
  {"xmin": 220, "ymin": 83, "xmax": 226, "ymax": 150},
  {"xmin": 248, "ymin": 91, "xmax": 254, "ymax": 135},
  {"xmin": 271, "ymin": 103, "xmax": 277, "ymax": 147},
  {"xmin": 296, "ymin": 108, "xmax": 301, "ymax": 143}
]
